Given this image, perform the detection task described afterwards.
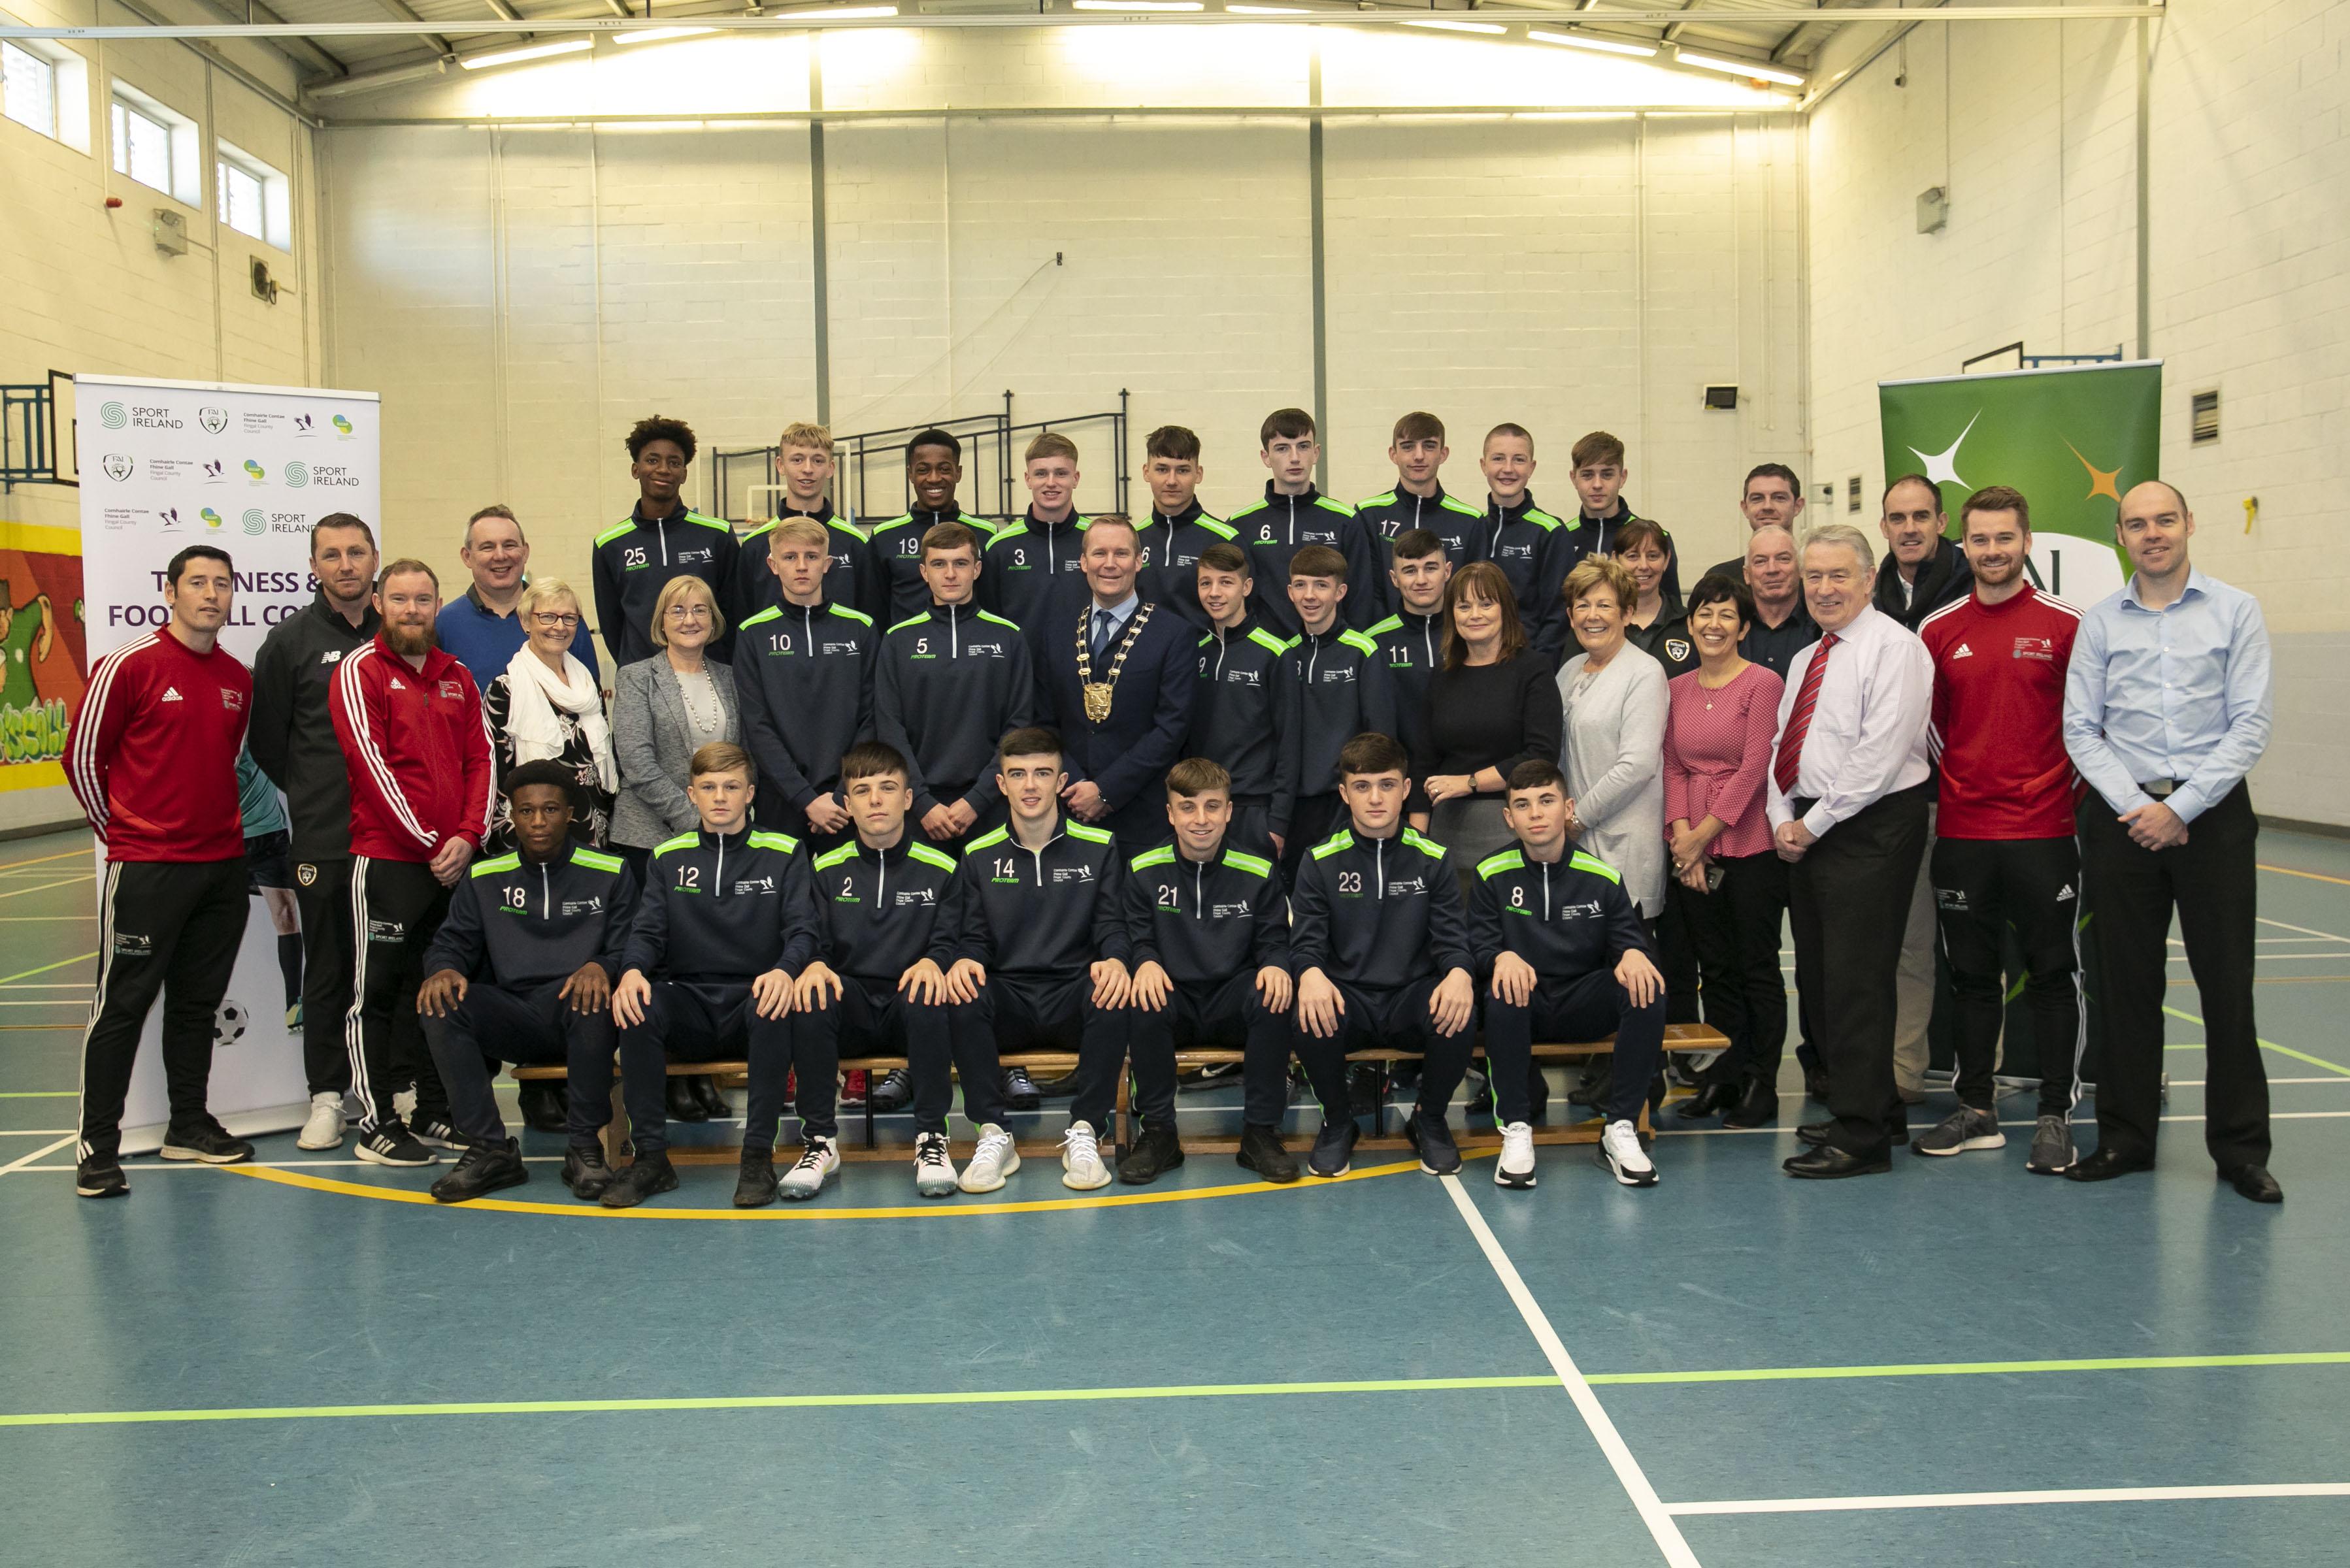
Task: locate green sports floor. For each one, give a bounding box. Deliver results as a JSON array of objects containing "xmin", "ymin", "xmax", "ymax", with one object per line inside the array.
[{"xmin": 3, "ymin": 825, "xmax": 2347, "ymax": 1565}]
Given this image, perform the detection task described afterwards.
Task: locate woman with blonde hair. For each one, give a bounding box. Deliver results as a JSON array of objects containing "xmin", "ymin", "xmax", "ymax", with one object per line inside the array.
[{"xmin": 482, "ymin": 578, "xmax": 614, "ymax": 851}]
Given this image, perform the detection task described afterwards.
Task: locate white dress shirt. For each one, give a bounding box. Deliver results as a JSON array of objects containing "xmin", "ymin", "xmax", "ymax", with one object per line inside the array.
[{"xmin": 1765, "ymin": 601, "xmax": 1933, "ymax": 840}]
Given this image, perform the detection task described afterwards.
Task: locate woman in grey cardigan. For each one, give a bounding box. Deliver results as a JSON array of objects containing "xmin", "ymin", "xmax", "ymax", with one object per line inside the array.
[
  {"xmin": 1556, "ymin": 556, "xmax": 1668, "ymax": 918},
  {"xmin": 611, "ymin": 575, "xmax": 741, "ymax": 864}
]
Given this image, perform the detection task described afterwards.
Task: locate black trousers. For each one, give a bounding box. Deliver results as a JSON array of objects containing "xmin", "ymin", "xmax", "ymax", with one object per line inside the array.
[
  {"xmin": 425, "ymin": 979, "xmax": 616, "ymax": 1150},
  {"xmin": 1678, "ymin": 851, "xmax": 1790, "ymax": 1088},
  {"xmin": 1787, "ymin": 783, "xmax": 1930, "ymax": 1156},
  {"xmin": 1651, "ymin": 898, "xmax": 1703, "ymax": 1027},
  {"xmin": 951, "ymin": 972, "xmax": 1127, "ymax": 1130},
  {"xmin": 795, "ymin": 977, "xmax": 978, "ymax": 1135},
  {"xmin": 1931, "ymin": 835, "xmax": 2085, "ymax": 1116},
  {"xmin": 1293, "ymin": 975, "xmax": 1470, "ymax": 1124},
  {"xmin": 345, "ymin": 856, "xmax": 453, "ymax": 1135},
  {"xmin": 618, "ymin": 979, "xmax": 793, "ymax": 1158},
  {"xmin": 291, "ymin": 856, "xmax": 357, "ymax": 1097},
  {"xmin": 76, "ymin": 858, "xmax": 248, "ymax": 1164},
  {"xmin": 2078, "ymin": 785, "xmax": 2266, "ymax": 1168},
  {"xmin": 1483, "ymin": 970, "xmax": 1666, "ymax": 1126},
  {"xmin": 1129, "ymin": 970, "xmax": 1289, "ymax": 1130}
]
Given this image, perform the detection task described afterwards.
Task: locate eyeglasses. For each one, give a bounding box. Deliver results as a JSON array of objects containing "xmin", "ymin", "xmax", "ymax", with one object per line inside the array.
[
  {"xmin": 531, "ymin": 612, "xmax": 580, "ymax": 629},
  {"xmin": 666, "ymin": 604, "xmax": 712, "ymax": 621}
]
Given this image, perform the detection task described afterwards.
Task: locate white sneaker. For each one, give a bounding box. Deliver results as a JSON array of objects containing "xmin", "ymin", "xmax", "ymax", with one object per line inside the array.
[
  {"xmin": 1495, "ymin": 1120, "xmax": 1538, "ymax": 1189},
  {"xmin": 959, "ymin": 1123, "xmax": 1021, "ymax": 1194},
  {"xmin": 1597, "ymin": 1119, "xmax": 1657, "ymax": 1188},
  {"xmin": 297, "ymin": 1091, "xmax": 346, "ymax": 1151},
  {"xmin": 914, "ymin": 1132, "xmax": 959, "ymax": 1198},
  {"xmin": 1060, "ymin": 1119, "xmax": 1111, "ymax": 1190},
  {"xmin": 778, "ymin": 1137, "xmax": 838, "ymax": 1201}
]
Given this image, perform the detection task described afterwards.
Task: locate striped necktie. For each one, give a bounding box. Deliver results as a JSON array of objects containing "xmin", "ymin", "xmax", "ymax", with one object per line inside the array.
[{"xmin": 1772, "ymin": 631, "xmax": 1838, "ymax": 798}]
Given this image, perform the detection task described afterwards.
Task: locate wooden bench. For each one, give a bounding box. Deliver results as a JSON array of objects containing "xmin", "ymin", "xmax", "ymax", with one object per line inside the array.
[{"xmin": 512, "ymin": 1022, "xmax": 1728, "ymax": 1165}]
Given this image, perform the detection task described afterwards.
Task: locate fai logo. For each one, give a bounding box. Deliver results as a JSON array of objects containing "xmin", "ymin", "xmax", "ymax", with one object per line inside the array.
[
  {"xmin": 199, "ymin": 406, "xmax": 229, "ymax": 434},
  {"xmin": 1664, "ymin": 638, "xmax": 1692, "ymax": 662},
  {"xmin": 296, "ymin": 863, "xmax": 320, "ymax": 887},
  {"xmin": 102, "ymin": 454, "xmax": 133, "ymax": 482}
]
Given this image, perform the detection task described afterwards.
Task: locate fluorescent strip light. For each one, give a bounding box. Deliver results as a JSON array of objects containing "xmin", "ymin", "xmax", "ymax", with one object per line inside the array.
[
  {"xmin": 1403, "ymin": 18, "xmax": 1506, "ymax": 34},
  {"xmin": 1674, "ymin": 48, "xmax": 1805, "ymax": 88},
  {"xmin": 612, "ymin": 26, "xmax": 717, "ymax": 45},
  {"xmin": 459, "ymin": 39, "xmax": 593, "ymax": 69},
  {"xmin": 1527, "ymin": 29, "xmax": 1657, "ymax": 59},
  {"xmin": 776, "ymin": 4, "xmax": 901, "ymax": 18},
  {"xmin": 1072, "ymin": 1, "xmax": 1205, "ymax": 10},
  {"xmin": 1227, "ymin": 3, "xmax": 1310, "ymax": 12}
]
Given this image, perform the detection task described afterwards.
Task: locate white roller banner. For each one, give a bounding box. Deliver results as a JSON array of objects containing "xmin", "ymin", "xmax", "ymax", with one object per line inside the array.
[{"xmin": 75, "ymin": 374, "xmax": 381, "ymax": 1152}]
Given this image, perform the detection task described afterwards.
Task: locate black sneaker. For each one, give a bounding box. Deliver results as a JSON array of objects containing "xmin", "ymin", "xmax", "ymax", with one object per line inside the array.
[
  {"xmin": 600, "ymin": 1154, "xmax": 679, "ymax": 1209},
  {"xmin": 1407, "ymin": 1111, "xmax": 1461, "ymax": 1176},
  {"xmin": 159, "ymin": 1120, "xmax": 254, "ymax": 1165},
  {"xmin": 1115, "ymin": 1125, "xmax": 1185, "ymax": 1186},
  {"xmin": 75, "ymin": 1158, "xmax": 129, "ymax": 1199},
  {"xmin": 734, "ymin": 1151, "xmax": 779, "ymax": 1208},
  {"xmin": 408, "ymin": 1111, "xmax": 466, "ymax": 1151},
  {"xmin": 868, "ymin": 1067, "xmax": 914, "ymax": 1111},
  {"xmin": 516, "ymin": 1081, "xmax": 568, "ymax": 1134},
  {"xmin": 1308, "ymin": 1118, "xmax": 1359, "ymax": 1179},
  {"xmin": 430, "ymin": 1139, "xmax": 529, "ymax": 1203},
  {"xmin": 1002, "ymin": 1066, "xmax": 1042, "ymax": 1111},
  {"xmin": 354, "ymin": 1122, "xmax": 437, "ymax": 1168},
  {"xmin": 561, "ymin": 1143, "xmax": 613, "ymax": 1200},
  {"xmin": 1236, "ymin": 1124, "xmax": 1299, "ymax": 1184}
]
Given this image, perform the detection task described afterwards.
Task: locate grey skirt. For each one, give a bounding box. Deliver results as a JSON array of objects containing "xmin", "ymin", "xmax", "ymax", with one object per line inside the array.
[{"xmin": 1428, "ymin": 796, "xmax": 1516, "ymax": 868}]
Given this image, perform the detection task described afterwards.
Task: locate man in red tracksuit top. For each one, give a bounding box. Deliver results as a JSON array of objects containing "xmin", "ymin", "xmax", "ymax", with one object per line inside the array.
[
  {"xmin": 1915, "ymin": 485, "xmax": 2086, "ymax": 1173},
  {"xmin": 331, "ymin": 559, "xmax": 496, "ymax": 1168},
  {"xmin": 66, "ymin": 545, "xmax": 256, "ymax": 1199}
]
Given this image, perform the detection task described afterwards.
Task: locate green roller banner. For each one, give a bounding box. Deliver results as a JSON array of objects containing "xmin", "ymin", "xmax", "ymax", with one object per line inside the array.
[{"xmin": 1878, "ymin": 359, "xmax": 2162, "ymax": 611}]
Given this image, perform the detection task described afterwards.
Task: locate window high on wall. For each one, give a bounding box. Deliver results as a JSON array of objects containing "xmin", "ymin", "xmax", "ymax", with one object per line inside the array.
[
  {"xmin": 216, "ymin": 140, "xmax": 290, "ymax": 250},
  {"xmin": 1, "ymin": 30, "xmax": 90, "ymax": 152},
  {"xmin": 110, "ymin": 81, "xmax": 200, "ymax": 204}
]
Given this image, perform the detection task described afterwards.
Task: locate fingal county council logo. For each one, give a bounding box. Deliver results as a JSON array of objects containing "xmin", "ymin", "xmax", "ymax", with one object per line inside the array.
[
  {"xmin": 331, "ymin": 414, "xmax": 354, "ymax": 437},
  {"xmin": 199, "ymin": 406, "xmax": 229, "ymax": 434},
  {"xmin": 103, "ymin": 454, "xmax": 133, "ymax": 482},
  {"xmin": 284, "ymin": 461, "xmax": 309, "ymax": 488},
  {"xmin": 201, "ymin": 508, "xmax": 223, "ymax": 529},
  {"xmin": 243, "ymin": 459, "xmax": 266, "ymax": 483},
  {"xmin": 99, "ymin": 401, "xmax": 127, "ymax": 430},
  {"xmin": 242, "ymin": 509, "xmax": 267, "ymax": 536}
]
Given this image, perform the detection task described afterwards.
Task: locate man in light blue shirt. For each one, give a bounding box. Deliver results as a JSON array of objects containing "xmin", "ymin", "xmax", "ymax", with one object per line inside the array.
[{"xmin": 2061, "ymin": 480, "xmax": 2277, "ymax": 1201}]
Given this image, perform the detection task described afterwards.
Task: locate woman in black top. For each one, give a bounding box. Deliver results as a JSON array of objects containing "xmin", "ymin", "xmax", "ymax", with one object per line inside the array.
[
  {"xmin": 1415, "ymin": 561, "xmax": 1563, "ymax": 868},
  {"xmin": 1617, "ymin": 518, "xmax": 1697, "ymax": 678}
]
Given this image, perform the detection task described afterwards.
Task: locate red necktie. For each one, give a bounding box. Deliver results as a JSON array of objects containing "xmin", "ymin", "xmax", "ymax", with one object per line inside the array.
[{"xmin": 1772, "ymin": 631, "xmax": 1838, "ymax": 797}]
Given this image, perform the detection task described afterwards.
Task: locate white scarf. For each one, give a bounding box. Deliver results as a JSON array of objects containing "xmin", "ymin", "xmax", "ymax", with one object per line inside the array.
[{"xmin": 503, "ymin": 645, "xmax": 616, "ymax": 792}]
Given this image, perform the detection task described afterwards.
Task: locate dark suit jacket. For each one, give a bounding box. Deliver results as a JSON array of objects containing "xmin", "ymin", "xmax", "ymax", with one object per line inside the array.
[{"xmin": 1036, "ymin": 598, "xmax": 1198, "ymax": 834}]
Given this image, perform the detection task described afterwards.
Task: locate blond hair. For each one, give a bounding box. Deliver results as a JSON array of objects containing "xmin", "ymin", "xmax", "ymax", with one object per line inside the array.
[
  {"xmin": 1563, "ymin": 555, "xmax": 1635, "ymax": 613},
  {"xmin": 648, "ymin": 573, "xmax": 724, "ymax": 650},
  {"xmin": 778, "ymin": 421, "xmax": 833, "ymax": 455},
  {"xmin": 518, "ymin": 577, "xmax": 580, "ymax": 623},
  {"xmin": 768, "ymin": 516, "xmax": 829, "ymax": 552}
]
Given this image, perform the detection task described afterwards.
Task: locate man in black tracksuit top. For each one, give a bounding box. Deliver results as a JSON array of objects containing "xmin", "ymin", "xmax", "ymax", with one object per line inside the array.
[
  {"xmin": 868, "ymin": 429, "xmax": 997, "ymax": 627},
  {"xmin": 1468, "ymin": 760, "xmax": 1666, "ymax": 1192},
  {"xmin": 1123, "ymin": 760, "xmax": 1296, "ymax": 1185},
  {"xmin": 791, "ymin": 744, "xmax": 985, "ymax": 1202},
  {"xmin": 591, "ymin": 416, "xmax": 738, "ymax": 666},
  {"xmin": 735, "ymin": 517, "xmax": 878, "ymax": 847},
  {"xmin": 603, "ymin": 745, "xmax": 822, "ymax": 1208},
  {"xmin": 1279, "ymin": 546, "xmax": 1397, "ymax": 875},
  {"xmin": 1231, "ymin": 482, "xmax": 1378, "ymax": 639},
  {"xmin": 1187, "ymin": 542, "xmax": 1296, "ymax": 859},
  {"xmin": 248, "ymin": 517, "xmax": 383, "ymax": 1136},
  {"xmin": 942, "ymin": 728, "xmax": 1133, "ymax": 1192},
  {"xmin": 416, "ymin": 763, "xmax": 636, "ymax": 1203},
  {"xmin": 1152, "ymin": 500, "xmax": 1238, "ymax": 630},
  {"xmin": 1477, "ymin": 493, "xmax": 1576, "ymax": 662},
  {"xmin": 1368, "ymin": 529, "xmax": 1453, "ymax": 809},
  {"xmin": 1289, "ymin": 733, "xmax": 1478, "ymax": 1181},
  {"xmin": 1355, "ymin": 483, "xmax": 1483, "ymax": 614},
  {"xmin": 873, "ymin": 521, "xmax": 1033, "ymax": 855},
  {"xmin": 735, "ymin": 508, "xmax": 884, "ymax": 626},
  {"xmin": 979, "ymin": 510, "xmax": 1106, "ymax": 647}
]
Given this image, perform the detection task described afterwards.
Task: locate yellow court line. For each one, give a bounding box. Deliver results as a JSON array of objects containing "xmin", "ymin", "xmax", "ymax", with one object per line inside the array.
[
  {"xmin": 0, "ymin": 848, "xmax": 91, "ymax": 875},
  {"xmin": 2260, "ymin": 862, "xmax": 2350, "ymax": 889},
  {"xmin": 0, "ymin": 951, "xmax": 95, "ymax": 987},
  {"xmin": 2162, "ymin": 1004, "xmax": 2350, "ymax": 1077},
  {"xmin": 231, "ymin": 1152, "xmax": 1440, "ymax": 1217}
]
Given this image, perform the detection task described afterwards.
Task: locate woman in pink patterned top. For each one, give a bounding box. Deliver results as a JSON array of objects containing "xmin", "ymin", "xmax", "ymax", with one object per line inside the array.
[{"xmin": 1661, "ymin": 574, "xmax": 1788, "ymax": 1128}]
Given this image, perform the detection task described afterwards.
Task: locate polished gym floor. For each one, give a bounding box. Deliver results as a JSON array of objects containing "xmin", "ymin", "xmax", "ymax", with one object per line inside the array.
[{"xmin": 2, "ymin": 825, "xmax": 2345, "ymax": 1565}]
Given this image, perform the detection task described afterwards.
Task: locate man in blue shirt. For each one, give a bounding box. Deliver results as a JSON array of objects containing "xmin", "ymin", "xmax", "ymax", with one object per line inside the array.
[
  {"xmin": 435, "ymin": 506, "xmax": 601, "ymax": 689},
  {"xmin": 2061, "ymin": 480, "xmax": 2277, "ymax": 1203}
]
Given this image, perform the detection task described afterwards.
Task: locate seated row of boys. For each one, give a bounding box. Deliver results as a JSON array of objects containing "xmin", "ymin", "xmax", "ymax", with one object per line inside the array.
[{"xmin": 418, "ymin": 731, "xmax": 1665, "ymax": 1210}]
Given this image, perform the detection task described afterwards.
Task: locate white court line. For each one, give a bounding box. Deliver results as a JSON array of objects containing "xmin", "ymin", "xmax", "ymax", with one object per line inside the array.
[
  {"xmin": 13, "ymin": 1156, "xmax": 574, "ymax": 1171},
  {"xmin": 1655, "ymin": 1111, "xmax": 2350, "ymax": 1138},
  {"xmin": 0, "ymin": 1128, "xmax": 72, "ymax": 1136},
  {"xmin": 2259, "ymin": 917, "xmax": 2350, "ymax": 943},
  {"xmin": 1440, "ymin": 1174, "xmax": 1701, "ymax": 1568},
  {"xmin": 1666, "ymin": 1481, "xmax": 2350, "ymax": 1516},
  {"xmin": 0, "ymin": 875, "xmax": 93, "ymax": 901},
  {"xmin": 2173, "ymin": 1078, "xmax": 2350, "ymax": 1087},
  {"xmin": 0, "ymin": 1135, "xmax": 76, "ymax": 1174}
]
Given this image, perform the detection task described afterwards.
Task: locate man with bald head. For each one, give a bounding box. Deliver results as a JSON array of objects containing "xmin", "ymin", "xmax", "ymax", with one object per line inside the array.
[
  {"xmin": 2063, "ymin": 481, "xmax": 2278, "ymax": 1202},
  {"xmin": 1768, "ymin": 523, "xmax": 1933, "ymax": 1179}
]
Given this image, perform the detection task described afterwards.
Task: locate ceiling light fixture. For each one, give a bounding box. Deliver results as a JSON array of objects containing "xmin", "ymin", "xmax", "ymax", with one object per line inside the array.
[
  {"xmin": 1526, "ymin": 29, "xmax": 1657, "ymax": 59},
  {"xmin": 1403, "ymin": 18, "xmax": 1507, "ymax": 35},
  {"xmin": 1226, "ymin": 3, "xmax": 1311, "ymax": 12},
  {"xmin": 1674, "ymin": 48, "xmax": 1806, "ymax": 88},
  {"xmin": 774, "ymin": 5, "xmax": 902, "ymax": 18},
  {"xmin": 459, "ymin": 39, "xmax": 593, "ymax": 69},
  {"xmin": 611, "ymin": 26, "xmax": 718, "ymax": 45},
  {"xmin": 1072, "ymin": 1, "xmax": 1206, "ymax": 10}
]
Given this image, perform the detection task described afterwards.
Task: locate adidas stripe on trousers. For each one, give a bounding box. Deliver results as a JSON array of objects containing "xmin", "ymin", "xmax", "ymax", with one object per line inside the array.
[
  {"xmin": 76, "ymin": 857, "xmax": 248, "ymax": 1165},
  {"xmin": 344, "ymin": 855, "xmax": 452, "ymax": 1135}
]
